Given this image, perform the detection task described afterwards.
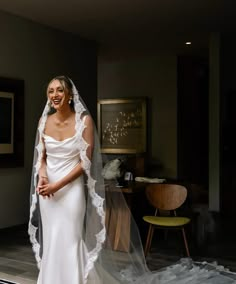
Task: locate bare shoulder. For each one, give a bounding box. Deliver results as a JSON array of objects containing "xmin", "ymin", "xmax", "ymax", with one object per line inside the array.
[{"xmin": 83, "ymin": 114, "xmax": 93, "ymax": 126}]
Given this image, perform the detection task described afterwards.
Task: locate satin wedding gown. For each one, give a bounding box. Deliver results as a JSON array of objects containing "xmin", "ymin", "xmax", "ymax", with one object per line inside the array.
[
  {"xmin": 34, "ymin": 133, "xmax": 236, "ymax": 284},
  {"xmin": 30, "ymin": 77, "xmax": 236, "ymax": 284},
  {"xmin": 37, "ymin": 133, "xmax": 102, "ymax": 284}
]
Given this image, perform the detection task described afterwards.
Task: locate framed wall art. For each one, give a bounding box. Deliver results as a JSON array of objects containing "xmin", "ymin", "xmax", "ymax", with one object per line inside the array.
[
  {"xmin": 97, "ymin": 98, "xmax": 147, "ymax": 154},
  {"xmin": 0, "ymin": 77, "xmax": 24, "ymax": 167}
]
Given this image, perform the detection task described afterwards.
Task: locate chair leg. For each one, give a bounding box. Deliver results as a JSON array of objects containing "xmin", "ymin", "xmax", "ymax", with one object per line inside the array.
[
  {"xmin": 182, "ymin": 227, "xmax": 190, "ymax": 257},
  {"xmin": 144, "ymin": 224, "xmax": 154, "ymax": 257}
]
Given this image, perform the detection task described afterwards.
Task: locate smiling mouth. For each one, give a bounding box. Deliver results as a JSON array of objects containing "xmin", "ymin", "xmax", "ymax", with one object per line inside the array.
[{"xmin": 52, "ymin": 99, "xmax": 61, "ymax": 105}]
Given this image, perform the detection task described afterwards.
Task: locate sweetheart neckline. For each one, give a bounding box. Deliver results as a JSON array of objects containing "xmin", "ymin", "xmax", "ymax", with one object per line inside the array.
[{"xmin": 43, "ymin": 133, "xmax": 76, "ymax": 142}]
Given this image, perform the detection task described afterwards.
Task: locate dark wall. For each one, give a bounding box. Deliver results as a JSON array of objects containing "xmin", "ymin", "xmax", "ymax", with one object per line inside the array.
[
  {"xmin": 0, "ymin": 10, "xmax": 97, "ymax": 227},
  {"xmin": 177, "ymin": 56, "xmax": 209, "ymax": 187},
  {"xmin": 220, "ymin": 33, "xmax": 236, "ymax": 217}
]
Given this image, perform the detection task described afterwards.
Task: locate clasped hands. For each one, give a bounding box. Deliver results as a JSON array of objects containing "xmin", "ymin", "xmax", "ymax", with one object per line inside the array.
[{"xmin": 37, "ymin": 176, "xmax": 58, "ymax": 198}]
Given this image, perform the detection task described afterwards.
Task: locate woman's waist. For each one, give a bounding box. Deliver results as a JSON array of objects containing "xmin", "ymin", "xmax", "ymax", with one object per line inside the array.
[{"xmin": 46, "ymin": 158, "xmax": 81, "ymax": 174}]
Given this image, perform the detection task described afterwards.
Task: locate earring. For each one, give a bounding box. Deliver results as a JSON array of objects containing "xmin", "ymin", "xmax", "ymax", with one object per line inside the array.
[{"xmin": 68, "ymin": 98, "xmax": 72, "ymax": 104}]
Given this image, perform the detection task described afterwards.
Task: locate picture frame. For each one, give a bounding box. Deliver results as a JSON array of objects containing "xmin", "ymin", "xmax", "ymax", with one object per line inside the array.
[
  {"xmin": 97, "ymin": 98, "xmax": 147, "ymax": 154},
  {"xmin": 0, "ymin": 77, "xmax": 24, "ymax": 167}
]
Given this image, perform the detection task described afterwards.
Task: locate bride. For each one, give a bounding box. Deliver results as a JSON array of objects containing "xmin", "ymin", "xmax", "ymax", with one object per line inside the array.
[{"xmin": 28, "ymin": 75, "xmax": 236, "ymax": 284}]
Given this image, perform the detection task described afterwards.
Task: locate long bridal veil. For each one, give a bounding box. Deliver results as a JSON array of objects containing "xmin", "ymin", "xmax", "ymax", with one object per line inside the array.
[
  {"xmin": 28, "ymin": 76, "xmax": 151, "ymax": 283},
  {"xmin": 28, "ymin": 76, "xmax": 236, "ymax": 284}
]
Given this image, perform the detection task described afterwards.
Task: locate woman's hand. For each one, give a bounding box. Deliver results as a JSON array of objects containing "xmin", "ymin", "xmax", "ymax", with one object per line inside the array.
[
  {"xmin": 38, "ymin": 182, "xmax": 59, "ymax": 197},
  {"xmin": 36, "ymin": 176, "xmax": 48, "ymax": 193},
  {"xmin": 37, "ymin": 176, "xmax": 57, "ymax": 198}
]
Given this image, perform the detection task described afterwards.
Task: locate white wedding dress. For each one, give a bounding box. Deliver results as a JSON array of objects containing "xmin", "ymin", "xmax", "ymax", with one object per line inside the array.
[
  {"xmin": 37, "ymin": 133, "xmax": 102, "ymax": 284},
  {"xmin": 36, "ymin": 130, "xmax": 236, "ymax": 284},
  {"xmin": 29, "ymin": 84, "xmax": 236, "ymax": 284}
]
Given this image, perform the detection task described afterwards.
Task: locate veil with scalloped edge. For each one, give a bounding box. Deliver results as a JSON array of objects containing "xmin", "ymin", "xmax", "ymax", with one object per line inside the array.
[
  {"xmin": 28, "ymin": 76, "xmax": 149, "ymax": 283},
  {"xmin": 28, "ymin": 77, "xmax": 236, "ymax": 284}
]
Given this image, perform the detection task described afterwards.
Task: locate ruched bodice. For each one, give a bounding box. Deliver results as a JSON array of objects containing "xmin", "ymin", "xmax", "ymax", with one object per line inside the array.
[{"xmin": 43, "ymin": 134, "xmax": 80, "ymax": 179}]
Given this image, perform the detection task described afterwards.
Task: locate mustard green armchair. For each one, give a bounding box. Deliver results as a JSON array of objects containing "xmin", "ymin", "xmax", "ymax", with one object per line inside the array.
[{"xmin": 143, "ymin": 183, "xmax": 190, "ymax": 257}]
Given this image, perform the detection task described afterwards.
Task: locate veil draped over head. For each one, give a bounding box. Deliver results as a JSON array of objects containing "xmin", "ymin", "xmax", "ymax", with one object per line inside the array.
[
  {"xmin": 28, "ymin": 77, "xmax": 236, "ymax": 284},
  {"xmin": 28, "ymin": 77, "xmax": 151, "ymax": 284}
]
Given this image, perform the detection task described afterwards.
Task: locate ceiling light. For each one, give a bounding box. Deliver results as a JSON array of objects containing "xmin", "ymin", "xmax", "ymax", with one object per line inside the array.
[{"xmin": 185, "ymin": 41, "xmax": 192, "ymax": 45}]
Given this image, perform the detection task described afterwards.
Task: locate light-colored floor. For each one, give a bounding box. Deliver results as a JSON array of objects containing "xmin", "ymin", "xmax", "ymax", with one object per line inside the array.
[{"xmin": 1, "ymin": 225, "xmax": 236, "ymax": 284}]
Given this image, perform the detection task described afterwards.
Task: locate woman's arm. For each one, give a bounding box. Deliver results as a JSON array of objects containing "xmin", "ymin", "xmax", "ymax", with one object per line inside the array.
[
  {"xmin": 38, "ymin": 115, "xmax": 94, "ymax": 197},
  {"xmin": 36, "ymin": 118, "xmax": 49, "ymax": 187},
  {"xmin": 82, "ymin": 115, "xmax": 94, "ymax": 161},
  {"xmin": 38, "ymin": 147, "xmax": 47, "ymax": 178},
  {"xmin": 36, "ymin": 144, "xmax": 50, "ymax": 196}
]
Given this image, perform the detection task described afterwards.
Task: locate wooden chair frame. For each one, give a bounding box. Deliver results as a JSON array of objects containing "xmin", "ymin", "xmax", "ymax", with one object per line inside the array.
[{"xmin": 143, "ymin": 184, "xmax": 190, "ymax": 257}]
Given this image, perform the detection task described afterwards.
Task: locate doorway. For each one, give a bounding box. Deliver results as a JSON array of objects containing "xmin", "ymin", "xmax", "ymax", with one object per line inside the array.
[{"xmin": 177, "ymin": 56, "xmax": 209, "ymax": 188}]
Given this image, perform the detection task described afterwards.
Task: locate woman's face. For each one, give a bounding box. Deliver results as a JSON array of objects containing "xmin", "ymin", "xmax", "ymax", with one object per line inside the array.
[{"xmin": 47, "ymin": 79, "xmax": 71, "ymax": 110}]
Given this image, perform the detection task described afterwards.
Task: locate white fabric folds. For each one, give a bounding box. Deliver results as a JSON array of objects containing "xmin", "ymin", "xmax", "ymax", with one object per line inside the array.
[{"xmin": 28, "ymin": 77, "xmax": 236, "ymax": 284}]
